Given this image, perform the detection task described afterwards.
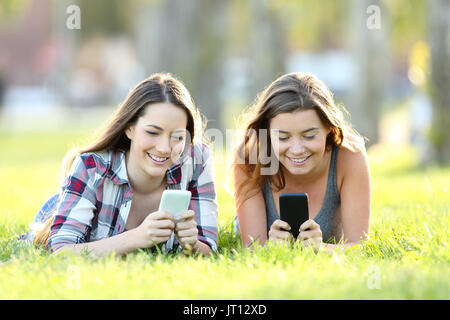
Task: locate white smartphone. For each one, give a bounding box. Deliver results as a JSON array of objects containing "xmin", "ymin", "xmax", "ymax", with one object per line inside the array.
[{"xmin": 158, "ymin": 190, "xmax": 192, "ymax": 219}]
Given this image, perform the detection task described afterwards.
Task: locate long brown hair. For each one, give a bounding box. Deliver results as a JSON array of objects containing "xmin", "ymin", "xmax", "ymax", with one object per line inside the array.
[
  {"xmin": 34, "ymin": 73, "xmax": 204, "ymax": 245},
  {"xmin": 232, "ymin": 72, "xmax": 365, "ymax": 210}
]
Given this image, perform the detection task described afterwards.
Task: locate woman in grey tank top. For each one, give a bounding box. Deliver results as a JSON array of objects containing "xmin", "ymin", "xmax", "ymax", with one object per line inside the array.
[
  {"xmin": 233, "ymin": 72, "xmax": 371, "ymax": 250},
  {"xmin": 261, "ymin": 144, "xmax": 342, "ymax": 243}
]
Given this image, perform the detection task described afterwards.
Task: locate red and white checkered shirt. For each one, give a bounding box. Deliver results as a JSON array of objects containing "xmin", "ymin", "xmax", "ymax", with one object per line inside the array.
[{"xmin": 45, "ymin": 143, "xmax": 218, "ymax": 252}]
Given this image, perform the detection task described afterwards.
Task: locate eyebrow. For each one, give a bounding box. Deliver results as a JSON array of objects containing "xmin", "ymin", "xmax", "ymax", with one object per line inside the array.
[
  {"xmin": 273, "ymin": 127, "xmax": 319, "ymax": 134},
  {"xmin": 146, "ymin": 125, "xmax": 186, "ymax": 133},
  {"xmin": 146, "ymin": 124, "xmax": 163, "ymax": 131}
]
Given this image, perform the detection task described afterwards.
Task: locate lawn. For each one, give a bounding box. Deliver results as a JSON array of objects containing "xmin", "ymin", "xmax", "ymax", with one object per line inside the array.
[{"xmin": 0, "ymin": 129, "xmax": 448, "ymax": 299}]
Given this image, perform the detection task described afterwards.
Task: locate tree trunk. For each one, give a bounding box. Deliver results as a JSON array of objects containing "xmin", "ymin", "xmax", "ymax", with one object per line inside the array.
[
  {"xmin": 349, "ymin": 0, "xmax": 388, "ymax": 146},
  {"xmin": 50, "ymin": 0, "xmax": 79, "ymax": 105},
  {"xmin": 248, "ymin": 0, "xmax": 286, "ymax": 99},
  {"xmin": 135, "ymin": 0, "xmax": 228, "ymax": 131},
  {"xmin": 428, "ymin": 0, "xmax": 450, "ymax": 164}
]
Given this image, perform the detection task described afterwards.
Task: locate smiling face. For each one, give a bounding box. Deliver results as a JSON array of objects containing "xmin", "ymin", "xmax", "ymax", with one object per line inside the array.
[
  {"xmin": 125, "ymin": 102, "xmax": 188, "ymax": 180},
  {"xmin": 269, "ymin": 109, "xmax": 330, "ymax": 177}
]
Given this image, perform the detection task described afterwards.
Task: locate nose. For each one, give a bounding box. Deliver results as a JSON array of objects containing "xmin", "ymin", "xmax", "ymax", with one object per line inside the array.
[
  {"xmin": 289, "ymin": 138, "xmax": 305, "ymax": 155},
  {"xmin": 155, "ymin": 136, "xmax": 171, "ymax": 155}
]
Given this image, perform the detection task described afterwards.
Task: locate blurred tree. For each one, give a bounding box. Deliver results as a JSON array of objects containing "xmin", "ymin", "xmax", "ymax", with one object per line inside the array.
[
  {"xmin": 135, "ymin": 0, "xmax": 228, "ymax": 131},
  {"xmin": 384, "ymin": 0, "xmax": 426, "ymax": 57},
  {"xmin": 78, "ymin": 0, "xmax": 132, "ymax": 38},
  {"xmin": 428, "ymin": 0, "xmax": 450, "ymax": 164},
  {"xmin": 280, "ymin": 0, "xmax": 351, "ymax": 51},
  {"xmin": 0, "ymin": 0, "xmax": 30, "ymax": 25},
  {"xmin": 248, "ymin": 0, "xmax": 286, "ymax": 99},
  {"xmin": 49, "ymin": 0, "xmax": 80, "ymax": 105},
  {"xmin": 349, "ymin": 0, "xmax": 389, "ymax": 146},
  {"xmin": 0, "ymin": 0, "xmax": 29, "ymax": 108}
]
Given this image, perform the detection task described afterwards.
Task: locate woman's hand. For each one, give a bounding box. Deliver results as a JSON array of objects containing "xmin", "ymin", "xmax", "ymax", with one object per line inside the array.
[
  {"xmin": 174, "ymin": 210, "xmax": 199, "ymax": 251},
  {"xmin": 298, "ymin": 219, "xmax": 323, "ymax": 250},
  {"xmin": 268, "ymin": 219, "xmax": 293, "ymax": 244},
  {"xmin": 132, "ymin": 211, "xmax": 175, "ymax": 249}
]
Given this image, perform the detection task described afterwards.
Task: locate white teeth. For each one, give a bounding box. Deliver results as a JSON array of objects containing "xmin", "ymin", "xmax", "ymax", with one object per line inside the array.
[
  {"xmin": 148, "ymin": 153, "xmax": 168, "ymax": 162},
  {"xmin": 289, "ymin": 155, "xmax": 309, "ymax": 163}
]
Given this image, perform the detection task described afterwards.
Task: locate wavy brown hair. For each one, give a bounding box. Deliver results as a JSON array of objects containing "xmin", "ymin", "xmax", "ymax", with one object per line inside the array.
[
  {"xmin": 232, "ymin": 72, "xmax": 364, "ymax": 210},
  {"xmin": 34, "ymin": 73, "xmax": 204, "ymax": 245}
]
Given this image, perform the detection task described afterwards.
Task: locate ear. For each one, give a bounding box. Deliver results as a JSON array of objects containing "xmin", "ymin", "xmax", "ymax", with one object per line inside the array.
[{"xmin": 125, "ymin": 125, "xmax": 135, "ymax": 141}]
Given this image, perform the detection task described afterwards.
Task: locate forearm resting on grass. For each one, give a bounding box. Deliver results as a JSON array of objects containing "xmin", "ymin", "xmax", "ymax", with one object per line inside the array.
[
  {"xmin": 52, "ymin": 229, "xmax": 144, "ymax": 257},
  {"xmin": 53, "ymin": 231, "xmax": 212, "ymax": 257}
]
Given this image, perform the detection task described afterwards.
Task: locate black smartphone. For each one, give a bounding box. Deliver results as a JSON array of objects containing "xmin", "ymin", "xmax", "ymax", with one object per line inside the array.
[{"xmin": 279, "ymin": 193, "xmax": 309, "ymax": 239}]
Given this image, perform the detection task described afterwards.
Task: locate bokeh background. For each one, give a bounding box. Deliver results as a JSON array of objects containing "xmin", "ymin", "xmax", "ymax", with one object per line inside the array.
[
  {"xmin": 1, "ymin": 1, "xmax": 449, "ymax": 300},
  {"xmin": 0, "ymin": 0, "xmax": 449, "ymax": 204}
]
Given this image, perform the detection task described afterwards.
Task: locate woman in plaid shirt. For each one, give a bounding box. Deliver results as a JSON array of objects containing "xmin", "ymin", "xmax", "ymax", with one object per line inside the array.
[{"xmin": 25, "ymin": 73, "xmax": 218, "ymax": 257}]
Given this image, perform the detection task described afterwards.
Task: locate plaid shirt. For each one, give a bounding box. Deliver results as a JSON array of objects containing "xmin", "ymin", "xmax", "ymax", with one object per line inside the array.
[{"xmin": 38, "ymin": 143, "xmax": 218, "ymax": 253}]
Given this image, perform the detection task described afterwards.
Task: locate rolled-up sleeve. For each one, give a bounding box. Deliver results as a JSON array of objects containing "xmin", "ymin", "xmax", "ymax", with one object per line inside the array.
[
  {"xmin": 46, "ymin": 155, "xmax": 97, "ymax": 252},
  {"xmin": 188, "ymin": 144, "xmax": 219, "ymax": 252}
]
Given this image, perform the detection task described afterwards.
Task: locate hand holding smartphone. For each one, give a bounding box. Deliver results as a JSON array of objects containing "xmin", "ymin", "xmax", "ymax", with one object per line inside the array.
[
  {"xmin": 158, "ymin": 190, "xmax": 192, "ymax": 220},
  {"xmin": 279, "ymin": 193, "xmax": 309, "ymax": 239},
  {"xmin": 158, "ymin": 190, "xmax": 193, "ymax": 252}
]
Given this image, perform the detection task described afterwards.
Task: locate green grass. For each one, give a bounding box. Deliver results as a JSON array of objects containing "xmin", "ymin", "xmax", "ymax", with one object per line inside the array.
[{"xmin": 0, "ymin": 130, "xmax": 449, "ymax": 299}]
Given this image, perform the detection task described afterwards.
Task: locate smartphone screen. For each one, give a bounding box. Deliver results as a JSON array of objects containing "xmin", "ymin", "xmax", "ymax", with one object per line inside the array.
[
  {"xmin": 158, "ymin": 190, "xmax": 192, "ymax": 219},
  {"xmin": 279, "ymin": 193, "xmax": 309, "ymax": 239}
]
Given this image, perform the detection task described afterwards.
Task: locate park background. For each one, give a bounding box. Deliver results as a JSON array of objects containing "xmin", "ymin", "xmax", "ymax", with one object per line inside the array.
[{"xmin": 0, "ymin": 0, "xmax": 448, "ymax": 299}]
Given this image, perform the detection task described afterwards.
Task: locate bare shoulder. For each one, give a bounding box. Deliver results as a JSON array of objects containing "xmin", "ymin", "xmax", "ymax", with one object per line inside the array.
[
  {"xmin": 340, "ymin": 133, "xmax": 368, "ymax": 163},
  {"xmin": 232, "ymin": 163, "xmax": 261, "ymax": 204},
  {"xmin": 336, "ymin": 141, "xmax": 370, "ymax": 188},
  {"xmin": 232, "ymin": 162, "xmax": 249, "ymax": 184},
  {"xmin": 338, "ymin": 144, "xmax": 368, "ymax": 166}
]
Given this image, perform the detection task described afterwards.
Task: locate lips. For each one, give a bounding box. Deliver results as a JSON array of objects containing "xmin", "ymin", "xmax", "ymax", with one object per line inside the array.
[
  {"xmin": 286, "ymin": 154, "xmax": 311, "ymax": 166},
  {"xmin": 147, "ymin": 152, "xmax": 169, "ymax": 165}
]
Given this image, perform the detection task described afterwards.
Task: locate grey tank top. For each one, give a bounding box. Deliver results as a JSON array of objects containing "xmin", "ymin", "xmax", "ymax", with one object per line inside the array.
[{"xmin": 263, "ymin": 145, "xmax": 343, "ymax": 243}]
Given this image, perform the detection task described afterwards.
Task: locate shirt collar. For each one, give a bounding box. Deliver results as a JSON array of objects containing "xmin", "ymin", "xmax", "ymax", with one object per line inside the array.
[
  {"xmin": 109, "ymin": 149, "xmax": 130, "ymax": 185},
  {"xmin": 166, "ymin": 161, "xmax": 182, "ymax": 186}
]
